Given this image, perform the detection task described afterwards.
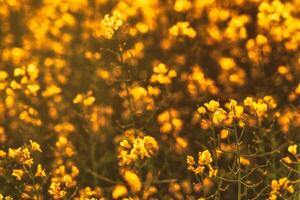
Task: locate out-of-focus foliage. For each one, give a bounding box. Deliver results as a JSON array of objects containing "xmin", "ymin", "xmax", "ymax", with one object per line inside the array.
[{"xmin": 0, "ymin": 0, "xmax": 299, "ymax": 199}]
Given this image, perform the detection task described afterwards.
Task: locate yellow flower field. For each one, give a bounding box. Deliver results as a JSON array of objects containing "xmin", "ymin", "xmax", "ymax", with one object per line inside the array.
[{"xmin": 0, "ymin": 0, "xmax": 299, "ymax": 199}]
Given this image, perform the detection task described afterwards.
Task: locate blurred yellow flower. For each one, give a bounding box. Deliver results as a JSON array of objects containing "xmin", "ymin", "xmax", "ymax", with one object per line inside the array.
[
  {"xmin": 35, "ymin": 164, "xmax": 46, "ymax": 177},
  {"xmin": 198, "ymin": 150, "xmax": 213, "ymax": 165},
  {"xmin": 122, "ymin": 170, "xmax": 142, "ymax": 192},
  {"xmin": 12, "ymin": 169, "xmax": 24, "ymax": 180},
  {"xmin": 30, "ymin": 140, "xmax": 42, "ymax": 152},
  {"xmin": 112, "ymin": 185, "xmax": 128, "ymax": 199},
  {"xmin": 288, "ymin": 144, "xmax": 297, "ymax": 155}
]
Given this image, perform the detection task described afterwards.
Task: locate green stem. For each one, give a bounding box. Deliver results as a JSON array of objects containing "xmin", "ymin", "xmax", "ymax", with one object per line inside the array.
[
  {"xmin": 234, "ymin": 126, "xmax": 242, "ymax": 200},
  {"xmin": 210, "ymin": 126, "xmax": 221, "ymax": 198},
  {"xmin": 25, "ymin": 166, "xmax": 40, "ymax": 200},
  {"xmin": 119, "ymin": 44, "xmax": 137, "ymax": 134},
  {"xmin": 89, "ymin": 133, "xmax": 97, "ymax": 186},
  {"xmin": 199, "ymin": 173, "xmax": 207, "ymax": 198}
]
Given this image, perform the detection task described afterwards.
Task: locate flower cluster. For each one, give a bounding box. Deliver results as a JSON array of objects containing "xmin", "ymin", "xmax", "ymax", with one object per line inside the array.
[
  {"xmin": 187, "ymin": 150, "xmax": 217, "ymax": 177},
  {"xmin": 182, "ymin": 65, "xmax": 219, "ymax": 97},
  {"xmin": 150, "ymin": 63, "xmax": 177, "ymax": 85},
  {"xmin": 157, "ymin": 108, "xmax": 183, "ymax": 135},
  {"xmin": 118, "ymin": 129, "xmax": 159, "ymax": 166},
  {"xmin": 169, "ymin": 21, "xmax": 197, "ymax": 39},
  {"xmin": 0, "ymin": 141, "xmax": 45, "ymax": 198},
  {"xmin": 73, "ymin": 90, "xmax": 96, "ymax": 107},
  {"xmin": 100, "ymin": 11, "xmax": 123, "ymax": 39},
  {"xmin": 269, "ymin": 177, "xmax": 294, "ymax": 200},
  {"xmin": 282, "ymin": 144, "xmax": 299, "ymax": 165}
]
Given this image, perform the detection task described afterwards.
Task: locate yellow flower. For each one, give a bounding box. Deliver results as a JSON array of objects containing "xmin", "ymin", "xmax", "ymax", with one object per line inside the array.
[
  {"xmin": 240, "ymin": 157, "xmax": 250, "ymax": 166},
  {"xmin": 278, "ymin": 177, "xmax": 287, "ymax": 186},
  {"xmin": 30, "ymin": 140, "xmax": 42, "ymax": 152},
  {"xmin": 243, "ymin": 97, "xmax": 253, "ymax": 107},
  {"xmin": 23, "ymin": 158, "xmax": 34, "ymax": 167},
  {"xmin": 151, "ymin": 63, "xmax": 177, "ymax": 85},
  {"xmin": 282, "ymin": 156, "xmax": 293, "ymax": 164},
  {"xmin": 198, "ymin": 150, "xmax": 213, "ymax": 165},
  {"xmin": 73, "ymin": 91, "xmax": 95, "ymax": 106},
  {"xmin": 197, "ymin": 106, "xmax": 206, "ymax": 115},
  {"xmin": 35, "ymin": 164, "xmax": 46, "ymax": 177},
  {"xmin": 12, "ymin": 169, "xmax": 24, "ymax": 180},
  {"xmin": 42, "ymin": 85, "xmax": 62, "ymax": 97},
  {"xmin": 200, "ymin": 119, "xmax": 210, "ymax": 130},
  {"xmin": 169, "ymin": 21, "xmax": 196, "ymax": 38},
  {"xmin": 83, "ymin": 96, "xmax": 95, "ymax": 106},
  {"xmin": 255, "ymin": 102, "xmax": 268, "ymax": 117},
  {"xmin": 153, "ymin": 63, "xmax": 168, "ymax": 74},
  {"xmin": 219, "ymin": 57, "xmax": 236, "ymax": 70},
  {"xmin": 226, "ymin": 99, "xmax": 244, "ymax": 118},
  {"xmin": 288, "ymin": 144, "xmax": 297, "ymax": 155},
  {"xmin": 168, "ymin": 69, "xmax": 177, "ymax": 78},
  {"xmin": 193, "ymin": 166, "xmax": 205, "ymax": 174},
  {"xmin": 175, "ymin": 136, "xmax": 188, "ymax": 152},
  {"xmin": 71, "ymin": 165, "xmax": 79, "ymax": 177},
  {"xmin": 63, "ymin": 174, "xmax": 74, "ymax": 188},
  {"xmin": 0, "ymin": 71, "xmax": 8, "ymax": 81},
  {"xmin": 286, "ymin": 185, "xmax": 294, "ymax": 194},
  {"xmin": 244, "ymin": 97, "xmax": 269, "ymax": 119},
  {"xmin": 220, "ymin": 129, "xmax": 229, "ymax": 139},
  {"xmin": 73, "ymin": 94, "xmax": 83, "ymax": 104},
  {"xmin": 208, "ymin": 165, "xmax": 218, "ymax": 177},
  {"xmin": 269, "ymin": 194, "xmax": 277, "ymax": 200},
  {"xmin": 119, "ymin": 135, "xmax": 159, "ymax": 166},
  {"xmin": 49, "ymin": 183, "xmax": 67, "ymax": 199},
  {"xmin": 112, "ymin": 185, "xmax": 128, "ymax": 199},
  {"xmin": 204, "ymin": 100, "xmax": 220, "ymax": 112},
  {"xmin": 271, "ymin": 180, "xmax": 280, "ymax": 191},
  {"xmin": 174, "ymin": 0, "xmax": 192, "ymax": 12},
  {"xmin": 21, "ymin": 148, "xmax": 31, "ymax": 159},
  {"xmin": 263, "ymin": 96, "xmax": 277, "ymax": 109},
  {"xmin": 0, "ymin": 150, "xmax": 6, "ymax": 158},
  {"xmin": 8, "ymin": 148, "xmax": 21, "ymax": 159},
  {"xmin": 123, "ymin": 170, "xmax": 142, "ymax": 192},
  {"xmin": 186, "ymin": 155, "xmax": 195, "ymax": 166},
  {"xmin": 0, "ymin": 194, "xmax": 13, "ymax": 200},
  {"xmin": 143, "ymin": 186, "xmax": 157, "ymax": 199},
  {"xmin": 120, "ymin": 140, "xmax": 131, "ymax": 149},
  {"xmin": 278, "ymin": 177, "xmax": 294, "ymax": 193},
  {"xmin": 271, "ymin": 177, "xmax": 294, "ymax": 197},
  {"xmin": 100, "ymin": 11, "xmax": 123, "ymax": 39},
  {"xmin": 212, "ymin": 108, "xmax": 227, "ymax": 125}
]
